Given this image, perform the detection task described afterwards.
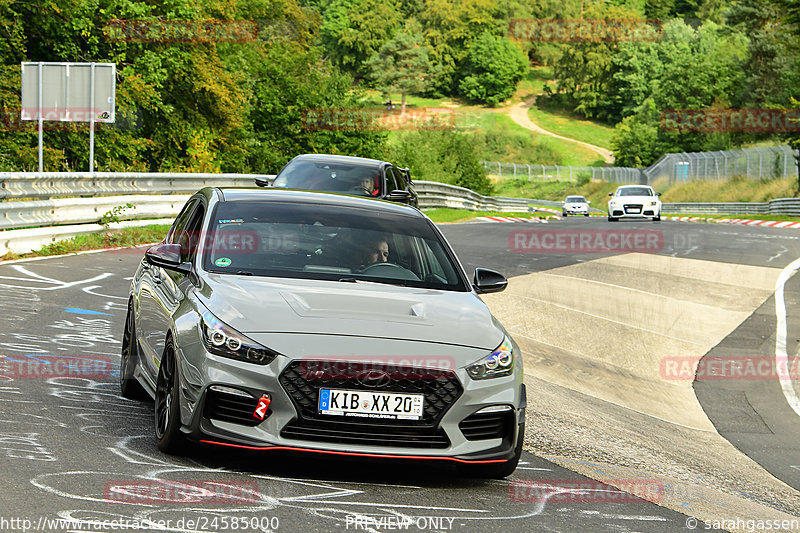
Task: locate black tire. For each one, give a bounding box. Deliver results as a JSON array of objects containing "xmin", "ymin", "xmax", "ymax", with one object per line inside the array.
[
  {"xmin": 607, "ymin": 216, "xmax": 617, "ymax": 222},
  {"xmin": 584, "ymin": 213, "xmax": 589, "ymax": 217},
  {"xmin": 458, "ymin": 421, "xmax": 525, "ymax": 479},
  {"xmin": 654, "ymin": 213, "xmax": 661, "ymax": 221},
  {"xmin": 562, "ymin": 212, "xmax": 567, "ymax": 217},
  {"xmin": 155, "ymin": 338, "xmax": 186, "ymax": 454},
  {"xmin": 120, "ymin": 302, "xmax": 147, "ymax": 400}
]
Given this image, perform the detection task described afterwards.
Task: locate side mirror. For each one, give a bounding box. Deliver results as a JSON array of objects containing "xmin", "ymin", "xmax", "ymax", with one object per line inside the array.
[
  {"xmin": 386, "ymin": 189, "xmax": 411, "ymax": 202},
  {"xmin": 608, "ymin": 192, "xmax": 613, "ymax": 197},
  {"xmin": 656, "ymin": 192, "xmax": 662, "ymax": 196},
  {"xmin": 145, "ymin": 243, "xmax": 192, "ymax": 275},
  {"xmin": 254, "ymin": 175, "xmax": 276, "ymax": 187},
  {"xmin": 473, "ymin": 268, "xmax": 508, "ymax": 294}
]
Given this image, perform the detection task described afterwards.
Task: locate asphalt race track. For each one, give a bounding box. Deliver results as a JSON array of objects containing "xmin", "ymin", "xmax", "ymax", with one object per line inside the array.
[{"xmin": 0, "ymin": 217, "xmax": 798, "ymax": 532}]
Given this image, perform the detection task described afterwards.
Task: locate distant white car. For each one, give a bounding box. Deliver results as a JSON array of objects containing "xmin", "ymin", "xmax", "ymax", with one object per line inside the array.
[
  {"xmin": 607, "ymin": 185, "xmax": 662, "ymax": 222},
  {"xmin": 562, "ymin": 195, "xmax": 590, "ymax": 217}
]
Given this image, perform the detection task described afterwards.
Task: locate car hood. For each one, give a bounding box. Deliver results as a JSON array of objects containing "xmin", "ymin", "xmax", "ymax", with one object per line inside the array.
[{"xmin": 196, "ymin": 274, "xmax": 505, "ymax": 350}]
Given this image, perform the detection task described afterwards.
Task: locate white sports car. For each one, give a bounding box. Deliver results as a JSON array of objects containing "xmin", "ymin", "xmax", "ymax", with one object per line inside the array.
[
  {"xmin": 607, "ymin": 185, "xmax": 662, "ymax": 221},
  {"xmin": 562, "ymin": 195, "xmax": 590, "ymax": 216}
]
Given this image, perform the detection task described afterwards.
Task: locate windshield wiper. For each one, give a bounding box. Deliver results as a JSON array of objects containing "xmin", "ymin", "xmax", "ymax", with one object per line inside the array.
[
  {"xmin": 235, "ymin": 270, "xmax": 254, "ymax": 276},
  {"xmin": 338, "ymin": 277, "xmax": 411, "ymax": 287}
]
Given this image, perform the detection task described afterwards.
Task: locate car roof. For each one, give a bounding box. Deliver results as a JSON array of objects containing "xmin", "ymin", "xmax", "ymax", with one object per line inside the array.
[
  {"xmin": 288, "ymin": 153, "xmax": 386, "ymax": 168},
  {"xmin": 616, "ymin": 185, "xmax": 653, "ymax": 189},
  {"xmin": 214, "ymin": 187, "xmax": 421, "ymax": 216}
]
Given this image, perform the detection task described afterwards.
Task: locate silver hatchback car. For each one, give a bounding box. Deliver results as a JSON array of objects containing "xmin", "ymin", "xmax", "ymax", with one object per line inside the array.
[{"xmin": 121, "ymin": 187, "xmax": 525, "ymax": 477}]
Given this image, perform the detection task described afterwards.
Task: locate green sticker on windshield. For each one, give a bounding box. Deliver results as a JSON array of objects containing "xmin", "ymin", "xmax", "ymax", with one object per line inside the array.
[{"xmin": 215, "ymin": 257, "xmax": 232, "ymax": 267}]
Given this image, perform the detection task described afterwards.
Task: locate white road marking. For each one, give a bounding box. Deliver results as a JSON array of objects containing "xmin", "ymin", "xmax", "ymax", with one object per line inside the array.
[{"xmin": 774, "ymin": 257, "xmax": 800, "ymax": 418}]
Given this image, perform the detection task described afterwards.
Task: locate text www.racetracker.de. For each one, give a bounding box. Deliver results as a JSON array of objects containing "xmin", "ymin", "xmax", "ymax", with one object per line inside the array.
[{"xmin": 0, "ymin": 515, "xmax": 280, "ymax": 531}]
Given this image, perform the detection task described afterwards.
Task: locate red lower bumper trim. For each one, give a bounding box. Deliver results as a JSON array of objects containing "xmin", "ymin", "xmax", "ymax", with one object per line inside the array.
[{"xmin": 199, "ymin": 440, "xmax": 506, "ymax": 464}]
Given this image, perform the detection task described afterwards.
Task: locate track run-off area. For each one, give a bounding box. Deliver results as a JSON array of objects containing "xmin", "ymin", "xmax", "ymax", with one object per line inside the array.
[{"xmin": 0, "ymin": 217, "xmax": 798, "ymax": 533}]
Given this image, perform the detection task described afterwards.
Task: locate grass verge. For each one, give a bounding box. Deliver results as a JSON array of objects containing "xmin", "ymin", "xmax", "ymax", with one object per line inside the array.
[
  {"xmin": 527, "ymin": 101, "xmax": 616, "ymax": 150},
  {"xmin": 424, "ymin": 209, "xmax": 539, "ymax": 223},
  {"xmin": 0, "ymin": 225, "xmax": 171, "ymax": 261}
]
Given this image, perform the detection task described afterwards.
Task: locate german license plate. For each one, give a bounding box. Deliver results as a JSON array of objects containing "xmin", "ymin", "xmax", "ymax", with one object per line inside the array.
[
  {"xmin": 318, "ymin": 388, "xmax": 424, "ymax": 420},
  {"xmin": 625, "ymin": 206, "xmax": 641, "ymax": 214}
]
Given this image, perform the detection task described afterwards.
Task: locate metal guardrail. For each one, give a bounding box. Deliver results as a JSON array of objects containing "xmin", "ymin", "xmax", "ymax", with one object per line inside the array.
[
  {"xmin": 0, "ymin": 172, "xmax": 272, "ymax": 200},
  {"xmin": 0, "ymin": 177, "xmax": 540, "ymax": 254},
  {"xmin": 662, "ymin": 198, "xmax": 800, "ymax": 216},
  {"xmin": 414, "ymin": 181, "xmax": 530, "ymax": 212},
  {"xmin": 0, "ymin": 195, "xmax": 190, "ymax": 230},
  {"xmin": 1, "ymin": 171, "xmax": 796, "ymax": 255}
]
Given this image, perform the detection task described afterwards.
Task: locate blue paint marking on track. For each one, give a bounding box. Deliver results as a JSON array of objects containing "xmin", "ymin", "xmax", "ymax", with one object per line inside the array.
[{"xmin": 64, "ymin": 307, "xmax": 112, "ymax": 316}]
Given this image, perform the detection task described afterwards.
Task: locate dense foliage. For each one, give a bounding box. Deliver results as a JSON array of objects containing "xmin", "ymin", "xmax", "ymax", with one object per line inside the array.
[{"xmin": 0, "ymin": 0, "xmax": 797, "ymax": 174}]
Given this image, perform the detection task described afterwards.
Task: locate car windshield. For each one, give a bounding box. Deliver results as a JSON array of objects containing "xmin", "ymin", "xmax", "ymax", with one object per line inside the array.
[
  {"xmin": 272, "ymin": 160, "xmax": 381, "ymax": 197},
  {"xmin": 566, "ymin": 196, "xmax": 586, "ymax": 202},
  {"xmin": 617, "ymin": 187, "xmax": 653, "ymax": 196},
  {"xmin": 203, "ymin": 201, "xmax": 468, "ymax": 291}
]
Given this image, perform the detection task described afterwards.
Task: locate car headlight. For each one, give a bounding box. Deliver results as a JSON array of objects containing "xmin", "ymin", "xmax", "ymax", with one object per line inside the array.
[
  {"xmin": 200, "ymin": 310, "xmax": 278, "ymax": 365},
  {"xmin": 649, "ymin": 201, "xmax": 657, "ymax": 206},
  {"xmin": 467, "ymin": 335, "xmax": 514, "ymax": 380}
]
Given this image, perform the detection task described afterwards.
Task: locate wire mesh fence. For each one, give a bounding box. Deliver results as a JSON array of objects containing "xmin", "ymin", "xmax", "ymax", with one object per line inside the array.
[
  {"xmin": 482, "ymin": 162, "xmax": 642, "ymax": 184},
  {"xmin": 484, "ymin": 145, "xmax": 799, "ymax": 185},
  {"xmin": 644, "ymin": 145, "xmax": 798, "ymax": 184}
]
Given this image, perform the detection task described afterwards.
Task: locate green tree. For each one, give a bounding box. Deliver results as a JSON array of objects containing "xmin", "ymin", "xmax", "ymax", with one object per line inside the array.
[
  {"xmin": 417, "ymin": 0, "xmax": 506, "ymax": 95},
  {"xmin": 458, "ymin": 32, "xmax": 528, "ymax": 106},
  {"xmin": 386, "ymin": 130, "xmax": 492, "ymax": 194},
  {"xmin": 365, "ymin": 31, "xmax": 433, "ymax": 115},
  {"xmin": 319, "ymin": 0, "xmax": 403, "ymax": 76}
]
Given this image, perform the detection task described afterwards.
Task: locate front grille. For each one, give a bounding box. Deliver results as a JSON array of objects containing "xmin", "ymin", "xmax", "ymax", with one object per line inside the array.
[
  {"xmin": 203, "ymin": 389, "xmax": 262, "ymax": 427},
  {"xmin": 459, "ymin": 410, "xmax": 514, "ymax": 441},
  {"xmin": 624, "ymin": 204, "xmax": 643, "ymax": 214},
  {"xmin": 278, "ymin": 359, "xmax": 462, "ymax": 448},
  {"xmin": 281, "ymin": 419, "xmax": 450, "ymax": 448},
  {"xmin": 279, "ymin": 360, "xmax": 463, "ymax": 426}
]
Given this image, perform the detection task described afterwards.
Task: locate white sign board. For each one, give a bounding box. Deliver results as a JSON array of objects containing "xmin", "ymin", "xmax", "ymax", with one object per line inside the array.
[{"xmin": 21, "ymin": 62, "xmax": 115, "ymax": 123}]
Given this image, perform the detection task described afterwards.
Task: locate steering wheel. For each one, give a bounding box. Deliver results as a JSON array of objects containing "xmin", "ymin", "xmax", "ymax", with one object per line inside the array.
[
  {"xmin": 360, "ymin": 262, "xmax": 420, "ymax": 281},
  {"xmin": 352, "ymin": 186, "xmax": 372, "ymax": 194}
]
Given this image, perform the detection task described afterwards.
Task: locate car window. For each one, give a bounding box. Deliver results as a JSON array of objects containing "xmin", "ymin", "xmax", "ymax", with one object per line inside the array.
[
  {"xmin": 618, "ymin": 187, "xmax": 653, "ymax": 196},
  {"xmin": 203, "ymin": 201, "xmax": 468, "ymax": 291},
  {"xmin": 385, "ymin": 166, "xmax": 400, "ymax": 192},
  {"xmin": 167, "ymin": 199, "xmax": 198, "ymax": 245},
  {"xmin": 273, "ymin": 160, "xmax": 381, "ymax": 196},
  {"xmin": 178, "ymin": 203, "xmax": 206, "ymax": 263}
]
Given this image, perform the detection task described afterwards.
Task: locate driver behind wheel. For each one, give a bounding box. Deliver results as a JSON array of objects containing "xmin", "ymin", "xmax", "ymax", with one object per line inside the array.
[{"xmin": 361, "ymin": 237, "xmax": 389, "ymax": 267}]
